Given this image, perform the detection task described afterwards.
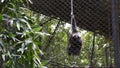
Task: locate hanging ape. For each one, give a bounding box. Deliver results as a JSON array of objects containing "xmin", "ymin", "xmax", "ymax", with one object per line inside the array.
[
  {"xmin": 67, "ymin": 0, "xmax": 82, "ymax": 56},
  {"xmin": 67, "ymin": 15, "xmax": 82, "ymax": 56}
]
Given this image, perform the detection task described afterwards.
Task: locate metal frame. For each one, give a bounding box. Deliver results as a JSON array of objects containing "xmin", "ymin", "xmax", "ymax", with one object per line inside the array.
[
  {"xmin": 111, "ymin": 0, "xmax": 120, "ymax": 68},
  {"xmin": 90, "ymin": 32, "xmax": 96, "ymax": 67}
]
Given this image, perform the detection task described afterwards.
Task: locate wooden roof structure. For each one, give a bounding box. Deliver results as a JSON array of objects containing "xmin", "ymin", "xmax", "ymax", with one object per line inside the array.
[{"xmin": 27, "ymin": 0, "xmax": 120, "ymax": 38}]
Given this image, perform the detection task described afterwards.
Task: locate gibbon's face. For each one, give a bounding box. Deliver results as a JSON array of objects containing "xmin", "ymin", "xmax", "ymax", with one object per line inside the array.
[
  {"xmin": 72, "ymin": 33, "xmax": 81, "ymax": 39},
  {"xmin": 70, "ymin": 33, "xmax": 82, "ymax": 44}
]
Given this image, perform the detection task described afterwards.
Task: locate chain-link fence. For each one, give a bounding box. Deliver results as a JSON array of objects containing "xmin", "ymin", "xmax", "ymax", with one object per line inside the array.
[{"xmin": 23, "ymin": 0, "xmax": 120, "ymax": 68}]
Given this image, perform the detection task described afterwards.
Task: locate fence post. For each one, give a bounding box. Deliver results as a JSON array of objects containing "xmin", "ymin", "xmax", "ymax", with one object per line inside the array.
[{"xmin": 111, "ymin": 0, "xmax": 120, "ymax": 68}]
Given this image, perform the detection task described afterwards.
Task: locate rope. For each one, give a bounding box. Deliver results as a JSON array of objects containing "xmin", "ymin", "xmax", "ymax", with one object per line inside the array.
[
  {"xmin": 71, "ymin": 0, "xmax": 74, "ymax": 23},
  {"xmin": 71, "ymin": 0, "xmax": 73, "ymax": 16},
  {"xmin": 71, "ymin": 0, "xmax": 77, "ymax": 33}
]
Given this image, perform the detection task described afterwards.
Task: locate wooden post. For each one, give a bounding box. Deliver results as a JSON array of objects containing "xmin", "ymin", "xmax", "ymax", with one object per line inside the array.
[{"xmin": 111, "ymin": 0, "xmax": 120, "ymax": 68}]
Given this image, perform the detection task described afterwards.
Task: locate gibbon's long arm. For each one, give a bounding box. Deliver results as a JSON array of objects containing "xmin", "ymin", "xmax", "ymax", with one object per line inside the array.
[{"xmin": 67, "ymin": 0, "xmax": 82, "ymax": 56}]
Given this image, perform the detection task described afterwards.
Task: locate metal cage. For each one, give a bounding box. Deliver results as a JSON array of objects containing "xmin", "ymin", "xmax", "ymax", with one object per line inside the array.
[{"xmin": 24, "ymin": 0, "xmax": 120, "ymax": 68}]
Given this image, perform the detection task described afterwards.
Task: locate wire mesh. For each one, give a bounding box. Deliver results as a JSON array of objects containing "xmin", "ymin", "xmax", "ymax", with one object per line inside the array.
[
  {"xmin": 23, "ymin": 0, "xmax": 120, "ymax": 68},
  {"xmin": 28, "ymin": 0, "xmax": 112, "ymax": 37}
]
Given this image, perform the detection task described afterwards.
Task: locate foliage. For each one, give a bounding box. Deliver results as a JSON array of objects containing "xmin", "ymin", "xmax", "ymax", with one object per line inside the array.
[{"xmin": 0, "ymin": 0, "xmax": 49, "ymax": 68}]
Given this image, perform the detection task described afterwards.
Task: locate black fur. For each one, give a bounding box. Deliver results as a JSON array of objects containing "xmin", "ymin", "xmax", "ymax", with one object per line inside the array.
[
  {"xmin": 67, "ymin": 33, "xmax": 82, "ymax": 56},
  {"xmin": 67, "ymin": 2, "xmax": 82, "ymax": 55},
  {"xmin": 66, "ymin": 14, "xmax": 82, "ymax": 56}
]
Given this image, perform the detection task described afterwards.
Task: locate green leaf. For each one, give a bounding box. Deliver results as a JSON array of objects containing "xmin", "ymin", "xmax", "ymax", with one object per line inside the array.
[
  {"xmin": 33, "ymin": 27, "xmax": 42, "ymax": 32},
  {"xmin": 35, "ymin": 32, "xmax": 51, "ymax": 36},
  {"xmin": 0, "ymin": 14, "xmax": 2, "ymax": 23},
  {"xmin": 20, "ymin": 0, "xmax": 23, "ymax": 3},
  {"xmin": 41, "ymin": 61, "xmax": 47, "ymax": 66},
  {"xmin": 19, "ymin": 18, "xmax": 32, "ymax": 30},
  {"xmin": 25, "ymin": 38, "xmax": 32, "ymax": 45},
  {"xmin": 17, "ymin": 43, "xmax": 25, "ymax": 54},
  {"xmin": 16, "ymin": 21, "xmax": 21, "ymax": 30},
  {"xmin": 28, "ymin": 0, "xmax": 33, "ymax": 4},
  {"xmin": 2, "ymin": 54, "xmax": 5, "ymax": 61}
]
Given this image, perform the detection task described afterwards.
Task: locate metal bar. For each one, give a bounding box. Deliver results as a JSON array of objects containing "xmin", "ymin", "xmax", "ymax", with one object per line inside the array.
[
  {"xmin": 109, "ymin": 45, "xmax": 113, "ymax": 68},
  {"xmin": 90, "ymin": 32, "xmax": 96, "ymax": 67},
  {"xmin": 111, "ymin": 0, "xmax": 120, "ymax": 68},
  {"xmin": 105, "ymin": 47, "xmax": 109, "ymax": 68}
]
